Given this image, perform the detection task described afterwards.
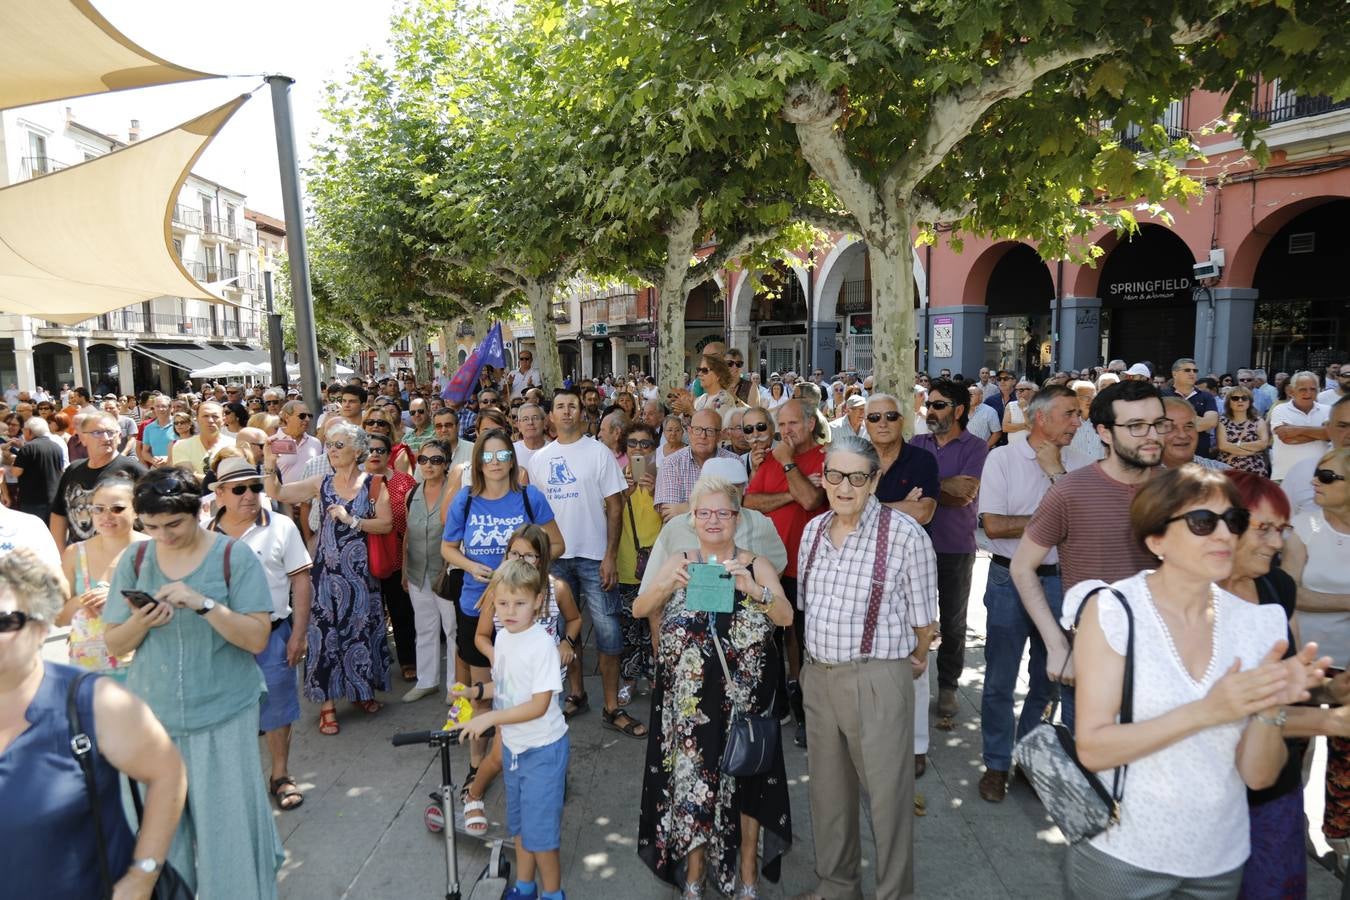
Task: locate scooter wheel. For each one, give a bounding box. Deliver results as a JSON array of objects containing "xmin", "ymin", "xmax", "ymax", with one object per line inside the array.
[{"xmin": 424, "ymin": 803, "xmax": 445, "ymax": 833}]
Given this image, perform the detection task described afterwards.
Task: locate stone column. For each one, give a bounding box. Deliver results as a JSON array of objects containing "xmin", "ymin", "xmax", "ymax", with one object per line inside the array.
[
  {"xmin": 611, "ymin": 337, "xmax": 624, "ymax": 377},
  {"xmin": 809, "ymin": 320, "xmax": 836, "ymax": 378},
  {"xmin": 928, "ymin": 305, "xmax": 986, "ymax": 379},
  {"xmin": 13, "ymin": 324, "xmax": 36, "ymax": 393},
  {"xmin": 117, "ymin": 346, "xmax": 135, "ymax": 396},
  {"xmin": 1194, "ymin": 288, "xmax": 1257, "ymax": 374},
  {"xmin": 1056, "ymin": 296, "xmax": 1102, "ymax": 372},
  {"xmin": 727, "ymin": 323, "xmax": 751, "ymax": 361}
]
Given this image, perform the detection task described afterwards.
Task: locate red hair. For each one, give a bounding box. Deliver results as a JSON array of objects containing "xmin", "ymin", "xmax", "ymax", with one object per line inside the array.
[{"xmin": 1223, "ymin": 469, "xmax": 1291, "ymax": 521}]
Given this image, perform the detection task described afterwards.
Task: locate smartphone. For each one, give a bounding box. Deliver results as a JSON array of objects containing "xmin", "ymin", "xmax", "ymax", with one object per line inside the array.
[
  {"xmin": 122, "ymin": 589, "xmax": 159, "ymax": 610},
  {"xmin": 270, "ymin": 437, "xmax": 298, "ymax": 454},
  {"xmin": 631, "ymin": 454, "xmax": 648, "ymax": 482}
]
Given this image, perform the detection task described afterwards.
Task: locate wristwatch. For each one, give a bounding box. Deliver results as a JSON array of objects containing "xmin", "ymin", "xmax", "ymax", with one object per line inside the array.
[
  {"xmin": 782, "ymin": 462, "xmax": 798, "ymax": 474},
  {"xmin": 196, "ymin": 597, "xmax": 216, "ymax": 616},
  {"xmin": 132, "ymin": 858, "xmax": 162, "ymax": 875}
]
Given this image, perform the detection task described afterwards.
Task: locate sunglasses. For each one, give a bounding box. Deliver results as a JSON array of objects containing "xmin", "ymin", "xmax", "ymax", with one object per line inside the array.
[
  {"xmin": 926, "ymin": 400, "xmax": 954, "ymax": 411},
  {"xmin": 0, "ymin": 610, "xmax": 39, "ymax": 632},
  {"xmin": 367, "ymin": 446, "xmax": 390, "ymax": 456},
  {"xmin": 866, "ymin": 411, "xmax": 901, "ymax": 424},
  {"xmin": 416, "ymin": 455, "xmax": 447, "ymax": 465},
  {"xmin": 228, "ymin": 483, "xmax": 265, "ymax": 496},
  {"xmin": 741, "ymin": 422, "xmax": 771, "ymax": 434},
  {"xmin": 1164, "ymin": 507, "xmax": 1250, "ymax": 537},
  {"xmin": 696, "ymin": 367, "xmax": 711, "ymax": 375},
  {"xmin": 823, "ymin": 467, "xmax": 876, "ymax": 486},
  {"xmin": 481, "ymin": 449, "xmax": 514, "ymax": 463},
  {"xmin": 363, "ymin": 419, "xmax": 390, "ymax": 428},
  {"xmin": 1315, "ymin": 468, "xmax": 1347, "ymax": 485},
  {"xmin": 519, "ymin": 355, "xmax": 532, "ymax": 361},
  {"xmin": 325, "ymin": 440, "xmax": 347, "ymax": 450},
  {"xmin": 725, "ymin": 359, "xmax": 743, "ymax": 368},
  {"xmin": 90, "ymin": 504, "xmax": 129, "ymax": 515},
  {"xmin": 295, "ymin": 412, "xmax": 313, "ymax": 420},
  {"xmin": 626, "ymin": 439, "xmax": 655, "ymax": 449}
]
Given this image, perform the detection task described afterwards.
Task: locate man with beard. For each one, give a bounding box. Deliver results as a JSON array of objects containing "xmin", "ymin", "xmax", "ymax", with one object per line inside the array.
[
  {"xmin": 49, "ymin": 412, "xmax": 147, "ymax": 548},
  {"xmin": 910, "ymin": 379, "xmax": 989, "ymax": 727},
  {"xmin": 1011, "ymin": 380, "xmax": 1168, "ymax": 689}
]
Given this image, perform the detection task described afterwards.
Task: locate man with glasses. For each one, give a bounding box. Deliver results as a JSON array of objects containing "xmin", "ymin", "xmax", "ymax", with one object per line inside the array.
[
  {"xmin": 101, "ymin": 397, "xmax": 138, "ymax": 457},
  {"xmin": 513, "ymin": 402, "xmax": 549, "ymax": 468},
  {"xmin": 1284, "ymin": 395, "xmax": 1350, "ymax": 514},
  {"xmin": 1012, "ymin": 380, "xmax": 1167, "ymax": 691},
  {"xmin": 168, "ymin": 401, "xmax": 229, "ymax": 476},
  {"xmin": 983, "ymin": 370, "xmax": 1017, "ymax": 420},
  {"xmin": 49, "ymin": 412, "xmax": 147, "ymax": 548},
  {"xmin": 273, "ymin": 401, "xmax": 322, "ymax": 486},
  {"xmin": 1270, "ymin": 371, "xmax": 1331, "ymax": 482},
  {"xmin": 1318, "ymin": 361, "xmax": 1349, "ymax": 407},
  {"xmin": 910, "ymin": 378, "xmax": 990, "ymax": 727},
  {"xmin": 432, "ymin": 408, "xmax": 475, "ymax": 469},
  {"xmin": 1161, "ymin": 357, "xmax": 1219, "ymax": 458},
  {"xmin": 137, "ymin": 396, "xmax": 176, "ymax": 467},
  {"xmin": 403, "ymin": 398, "xmax": 435, "ymax": 453},
  {"xmin": 508, "ymin": 349, "xmax": 542, "ymax": 399},
  {"xmin": 653, "ymin": 409, "xmax": 738, "ymax": 521}
]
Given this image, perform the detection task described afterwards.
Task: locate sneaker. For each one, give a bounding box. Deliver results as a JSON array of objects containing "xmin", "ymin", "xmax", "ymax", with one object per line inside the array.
[
  {"xmin": 402, "ymin": 685, "xmax": 438, "ymax": 704},
  {"xmin": 504, "ymin": 886, "xmax": 538, "ymax": 900},
  {"xmin": 794, "ymin": 721, "xmax": 807, "ymax": 749}
]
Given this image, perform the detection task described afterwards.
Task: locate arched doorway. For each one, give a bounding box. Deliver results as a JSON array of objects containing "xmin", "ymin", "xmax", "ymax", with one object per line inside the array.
[
  {"xmin": 684, "ymin": 279, "xmax": 724, "ymax": 372},
  {"xmin": 1097, "ymin": 224, "xmax": 1196, "ymax": 368},
  {"xmin": 749, "ymin": 264, "xmax": 809, "ymax": 378},
  {"xmin": 33, "ymin": 341, "xmax": 74, "ymax": 393},
  {"xmin": 1252, "ymin": 199, "xmax": 1350, "ymax": 374},
  {"xmin": 984, "ymin": 243, "xmax": 1054, "ymax": 381},
  {"xmin": 87, "ymin": 344, "xmax": 120, "ymax": 396}
]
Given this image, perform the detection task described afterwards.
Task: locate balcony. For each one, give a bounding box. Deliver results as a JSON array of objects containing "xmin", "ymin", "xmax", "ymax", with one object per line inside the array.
[
  {"xmin": 32, "ymin": 311, "xmax": 259, "ymax": 342},
  {"xmin": 1113, "ymin": 99, "xmax": 1187, "ymax": 153},
  {"xmin": 1251, "ymin": 90, "xmax": 1350, "ymax": 125},
  {"xmin": 172, "ymin": 205, "xmax": 203, "ymax": 230},
  {"xmin": 21, "ymin": 156, "xmax": 69, "ymax": 180}
]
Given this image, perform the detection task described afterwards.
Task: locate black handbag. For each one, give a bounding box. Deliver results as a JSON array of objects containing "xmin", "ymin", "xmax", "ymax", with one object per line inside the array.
[
  {"xmin": 711, "ymin": 623, "xmax": 780, "ymax": 778},
  {"xmin": 68, "ymin": 673, "xmax": 194, "ymax": 900}
]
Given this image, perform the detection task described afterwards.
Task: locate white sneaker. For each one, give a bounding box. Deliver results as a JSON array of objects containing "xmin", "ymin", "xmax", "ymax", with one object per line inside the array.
[{"xmin": 402, "ymin": 685, "xmax": 438, "ymax": 704}]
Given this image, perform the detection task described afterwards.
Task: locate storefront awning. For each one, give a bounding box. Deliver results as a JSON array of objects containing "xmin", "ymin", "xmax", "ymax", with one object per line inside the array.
[
  {"xmin": 0, "ymin": 0, "xmax": 218, "ymax": 111},
  {"xmin": 131, "ymin": 342, "xmax": 218, "ymax": 372},
  {"xmin": 0, "ymin": 96, "xmax": 249, "ymax": 324}
]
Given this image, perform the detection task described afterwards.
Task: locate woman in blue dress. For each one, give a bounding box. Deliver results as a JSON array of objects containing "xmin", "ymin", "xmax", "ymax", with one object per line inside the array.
[{"xmin": 264, "ymin": 421, "xmax": 394, "ymax": 736}]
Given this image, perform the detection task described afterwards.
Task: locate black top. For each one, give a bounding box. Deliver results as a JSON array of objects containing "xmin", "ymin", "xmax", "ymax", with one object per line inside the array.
[
  {"xmin": 1248, "ymin": 566, "xmax": 1304, "ymax": 807},
  {"xmin": 874, "ymin": 440, "xmax": 941, "ymax": 518},
  {"xmin": 51, "ymin": 456, "xmax": 147, "ymax": 543},
  {"xmin": 12, "ymin": 438, "xmax": 65, "ymax": 511}
]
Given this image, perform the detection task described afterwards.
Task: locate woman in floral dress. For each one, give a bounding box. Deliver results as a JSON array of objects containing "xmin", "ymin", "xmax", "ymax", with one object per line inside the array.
[
  {"xmin": 1217, "ymin": 387, "xmax": 1271, "ymax": 475},
  {"xmin": 634, "ymin": 476, "xmax": 794, "ymax": 899}
]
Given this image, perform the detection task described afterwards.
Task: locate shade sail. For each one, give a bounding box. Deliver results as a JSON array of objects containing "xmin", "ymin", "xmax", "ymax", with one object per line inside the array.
[
  {"xmin": 0, "ymin": 0, "xmax": 218, "ymax": 111},
  {"xmin": 0, "ymin": 96, "xmax": 249, "ymax": 324}
]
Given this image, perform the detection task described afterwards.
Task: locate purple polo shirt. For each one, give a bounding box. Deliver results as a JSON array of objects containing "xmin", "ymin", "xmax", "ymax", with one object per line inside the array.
[{"xmin": 910, "ymin": 429, "xmax": 989, "ymax": 554}]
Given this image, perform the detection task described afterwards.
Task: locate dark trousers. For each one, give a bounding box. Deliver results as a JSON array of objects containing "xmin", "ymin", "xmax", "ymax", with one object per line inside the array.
[
  {"xmin": 380, "ymin": 570, "xmax": 416, "ymax": 670},
  {"xmin": 935, "ymin": 552, "xmax": 975, "ymax": 691}
]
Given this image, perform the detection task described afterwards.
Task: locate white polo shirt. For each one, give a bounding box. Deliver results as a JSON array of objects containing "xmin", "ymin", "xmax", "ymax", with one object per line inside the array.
[
  {"xmin": 978, "ymin": 437, "xmax": 1093, "ymax": 563},
  {"xmin": 211, "ymin": 508, "xmax": 312, "ymax": 620},
  {"xmin": 1270, "ymin": 401, "xmax": 1330, "ymax": 481}
]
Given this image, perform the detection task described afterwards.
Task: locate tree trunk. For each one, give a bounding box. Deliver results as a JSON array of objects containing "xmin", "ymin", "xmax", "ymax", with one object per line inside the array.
[
  {"xmin": 656, "ymin": 206, "xmax": 701, "ymax": 389},
  {"xmin": 410, "ymin": 323, "xmax": 432, "ymax": 384},
  {"xmin": 376, "ymin": 345, "xmax": 392, "ymax": 375},
  {"xmin": 868, "ymin": 209, "xmax": 917, "ymax": 430},
  {"xmin": 524, "ymin": 278, "xmax": 562, "ymax": 391}
]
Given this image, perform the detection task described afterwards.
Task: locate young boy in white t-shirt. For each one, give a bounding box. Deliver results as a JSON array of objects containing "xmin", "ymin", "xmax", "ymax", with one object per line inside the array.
[{"xmin": 452, "ymin": 559, "xmax": 570, "ymax": 900}]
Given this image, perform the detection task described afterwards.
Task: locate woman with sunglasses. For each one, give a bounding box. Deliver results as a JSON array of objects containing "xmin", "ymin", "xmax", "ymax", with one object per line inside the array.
[
  {"xmin": 56, "ymin": 474, "xmax": 148, "ymax": 677},
  {"xmin": 364, "ymin": 431, "xmax": 419, "ymax": 684},
  {"xmin": 442, "ymin": 427, "xmax": 562, "ymax": 779},
  {"xmin": 0, "ymin": 548, "xmax": 187, "ymax": 900},
  {"xmin": 1002, "ymin": 381, "xmax": 1036, "ymax": 437},
  {"xmin": 103, "ymin": 467, "xmax": 283, "ymax": 896},
  {"xmin": 1282, "ymin": 448, "xmax": 1350, "ymax": 865},
  {"xmin": 401, "ymin": 439, "xmax": 458, "ymax": 704},
  {"xmin": 693, "ymin": 355, "xmax": 747, "ymax": 427},
  {"xmin": 263, "ymin": 421, "xmax": 394, "ymax": 736},
  {"xmin": 221, "ymin": 402, "xmax": 249, "ymax": 439},
  {"xmin": 616, "ymin": 421, "xmax": 663, "ymax": 704},
  {"xmin": 169, "ymin": 410, "xmax": 195, "ymax": 446},
  {"xmin": 367, "ymin": 405, "xmax": 415, "ymax": 478},
  {"xmin": 1062, "ymin": 465, "xmax": 1328, "ymax": 897},
  {"xmin": 1217, "ymin": 388, "xmax": 1271, "ymax": 475}
]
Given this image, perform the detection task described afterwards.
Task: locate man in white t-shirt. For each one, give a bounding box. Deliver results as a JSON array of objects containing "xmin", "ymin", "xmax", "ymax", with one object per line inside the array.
[
  {"xmin": 1284, "ymin": 395, "xmax": 1350, "ymax": 514},
  {"xmin": 1270, "ymin": 372, "xmax": 1330, "ymax": 482},
  {"xmin": 509, "ymin": 349, "xmax": 544, "ymax": 399},
  {"xmin": 1318, "ymin": 362, "xmax": 1348, "ymax": 407},
  {"xmin": 0, "ymin": 503, "xmax": 62, "ymax": 573},
  {"xmin": 525, "ymin": 387, "xmax": 643, "ymax": 737},
  {"xmin": 512, "ymin": 402, "xmax": 549, "ymax": 470}
]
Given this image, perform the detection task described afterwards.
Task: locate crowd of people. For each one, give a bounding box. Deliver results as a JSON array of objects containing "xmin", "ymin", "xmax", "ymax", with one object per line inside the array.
[{"xmin": 0, "ymin": 345, "xmax": 1347, "ymax": 900}]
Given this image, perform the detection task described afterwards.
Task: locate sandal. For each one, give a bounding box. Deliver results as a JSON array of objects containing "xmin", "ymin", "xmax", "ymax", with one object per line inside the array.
[
  {"xmin": 602, "ymin": 706, "xmax": 648, "ymax": 739},
  {"xmin": 270, "ymin": 775, "xmax": 304, "ymax": 811},
  {"xmin": 318, "ymin": 708, "xmax": 339, "ymax": 735},
  {"xmin": 400, "ymin": 665, "xmax": 417, "ymax": 683},
  {"xmin": 355, "ymin": 699, "xmax": 383, "ymax": 714},
  {"xmin": 463, "ymin": 799, "xmax": 488, "ymax": 836},
  {"xmin": 563, "ymin": 692, "xmax": 590, "ymax": 719},
  {"xmin": 735, "ymin": 881, "xmax": 758, "ymax": 898},
  {"xmin": 681, "ymin": 882, "xmax": 704, "ymax": 899},
  {"xmin": 459, "ymin": 766, "xmax": 479, "ymax": 804}
]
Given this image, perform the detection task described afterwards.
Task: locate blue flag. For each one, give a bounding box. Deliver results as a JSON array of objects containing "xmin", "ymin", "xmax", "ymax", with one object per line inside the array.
[{"xmin": 442, "ymin": 322, "xmax": 506, "ymax": 404}]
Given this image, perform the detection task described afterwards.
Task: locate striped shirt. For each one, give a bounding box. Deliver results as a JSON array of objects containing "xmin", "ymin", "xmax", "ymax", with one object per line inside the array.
[{"xmin": 1025, "ymin": 463, "xmax": 1157, "ymax": 589}]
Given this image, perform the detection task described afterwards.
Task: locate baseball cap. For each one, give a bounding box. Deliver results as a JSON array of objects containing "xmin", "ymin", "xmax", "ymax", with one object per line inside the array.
[
  {"xmin": 700, "ymin": 457, "xmax": 749, "ymax": 486},
  {"xmin": 1126, "ymin": 363, "xmax": 1151, "ymax": 377},
  {"xmin": 845, "ymin": 395, "xmax": 867, "ymax": 408}
]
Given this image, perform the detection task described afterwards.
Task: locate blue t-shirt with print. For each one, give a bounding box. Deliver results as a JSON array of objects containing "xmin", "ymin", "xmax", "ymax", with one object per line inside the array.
[{"xmin": 442, "ymin": 485, "xmax": 554, "ymax": 615}]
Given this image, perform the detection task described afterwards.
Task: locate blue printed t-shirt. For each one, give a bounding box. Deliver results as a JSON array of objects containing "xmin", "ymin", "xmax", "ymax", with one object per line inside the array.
[{"xmin": 442, "ymin": 485, "xmax": 554, "ymax": 615}]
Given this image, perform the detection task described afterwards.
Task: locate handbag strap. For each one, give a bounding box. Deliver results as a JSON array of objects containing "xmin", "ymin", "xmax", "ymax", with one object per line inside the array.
[
  {"xmin": 67, "ymin": 672, "xmax": 113, "ymax": 899},
  {"xmin": 709, "ymin": 612, "xmax": 776, "ymax": 717},
  {"xmin": 624, "ymin": 495, "xmax": 643, "ymax": 556},
  {"xmin": 1063, "ymin": 585, "xmax": 1135, "ymax": 802}
]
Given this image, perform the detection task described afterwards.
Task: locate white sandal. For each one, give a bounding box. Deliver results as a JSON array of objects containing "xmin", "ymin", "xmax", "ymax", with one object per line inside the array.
[{"xmin": 463, "ymin": 799, "xmax": 488, "ymax": 835}]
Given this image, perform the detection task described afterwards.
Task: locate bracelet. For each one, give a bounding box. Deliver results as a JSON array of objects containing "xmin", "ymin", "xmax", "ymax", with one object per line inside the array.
[
  {"xmin": 760, "ymin": 585, "xmax": 773, "ymax": 606},
  {"xmin": 474, "ymin": 681, "xmax": 485, "ymax": 700},
  {"xmin": 1254, "ymin": 709, "xmax": 1287, "ymax": 728}
]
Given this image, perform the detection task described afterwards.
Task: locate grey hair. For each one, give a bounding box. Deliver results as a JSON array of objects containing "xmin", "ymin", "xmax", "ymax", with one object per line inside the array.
[
  {"xmin": 1094, "ymin": 373, "xmax": 1120, "ymax": 391},
  {"xmin": 280, "ymin": 400, "xmax": 308, "ymax": 420},
  {"xmin": 1025, "ymin": 384, "xmax": 1076, "ymax": 422},
  {"xmin": 824, "ymin": 433, "xmax": 881, "ymax": 472},
  {"xmin": 0, "ymin": 547, "xmax": 66, "ymax": 624},
  {"xmin": 23, "ymin": 415, "xmax": 49, "ymax": 436},
  {"xmin": 1292, "ymin": 370, "xmax": 1320, "ymax": 387},
  {"xmin": 866, "ymin": 392, "xmax": 900, "ymax": 410},
  {"xmin": 688, "ymin": 475, "xmax": 742, "ymax": 513},
  {"xmin": 1253, "ymin": 369, "xmax": 1268, "ymax": 379},
  {"xmin": 326, "ymin": 420, "xmax": 369, "ymax": 461},
  {"xmin": 1069, "ymin": 379, "xmax": 1095, "ymax": 394}
]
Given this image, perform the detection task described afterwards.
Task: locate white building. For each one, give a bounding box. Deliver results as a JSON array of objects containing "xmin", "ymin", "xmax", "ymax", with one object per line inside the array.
[{"xmin": 0, "ymin": 103, "xmax": 267, "ymax": 395}]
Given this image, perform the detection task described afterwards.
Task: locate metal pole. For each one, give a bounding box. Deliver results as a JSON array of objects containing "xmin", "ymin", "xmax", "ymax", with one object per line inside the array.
[
  {"xmin": 268, "ymin": 75, "xmax": 321, "ymax": 429},
  {"xmin": 263, "ymin": 270, "xmax": 289, "ymax": 391},
  {"xmin": 76, "ymin": 332, "xmax": 91, "ymax": 393}
]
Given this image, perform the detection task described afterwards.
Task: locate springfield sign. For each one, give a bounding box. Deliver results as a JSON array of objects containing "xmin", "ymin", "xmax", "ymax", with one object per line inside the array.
[{"xmin": 1106, "ymin": 275, "xmax": 1192, "ymax": 303}]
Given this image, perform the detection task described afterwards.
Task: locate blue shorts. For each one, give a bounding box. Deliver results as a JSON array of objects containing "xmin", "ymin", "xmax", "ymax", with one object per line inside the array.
[
  {"xmin": 504, "ymin": 733, "xmax": 569, "ymax": 852},
  {"xmin": 255, "ymin": 619, "xmax": 301, "ymax": 732},
  {"xmin": 551, "ymin": 557, "xmax": 623, "ymax": 656}
]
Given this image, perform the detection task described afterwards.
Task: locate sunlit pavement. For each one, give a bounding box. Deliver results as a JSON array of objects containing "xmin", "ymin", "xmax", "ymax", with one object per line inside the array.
[{"xmin": 44, "ymin": 554, "xmax": 1343, "ymax": 898}]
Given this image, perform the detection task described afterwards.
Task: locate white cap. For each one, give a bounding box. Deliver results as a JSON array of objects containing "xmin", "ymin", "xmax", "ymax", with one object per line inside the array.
[
  {"xmin": 700, "ymin": 456, "xmax": 749, "ymax": 486},
  {"xmin": 1126, "ymin": 363, "xmax": 1151, "ymax": 377}
]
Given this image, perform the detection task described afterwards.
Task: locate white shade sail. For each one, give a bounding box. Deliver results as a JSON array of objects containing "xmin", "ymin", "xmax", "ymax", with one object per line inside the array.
[
  {"xmin": 0, "ymin": 0, "xmax": 217, "ymax": 112},
  {"xmin": 0, "ymin": 96, "xmax": 249, "ymax": 324}
]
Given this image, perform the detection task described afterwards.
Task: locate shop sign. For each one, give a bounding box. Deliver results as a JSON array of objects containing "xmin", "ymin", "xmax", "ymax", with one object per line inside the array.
[
  {"xmin": 848, "ymin": 314, "xmax": 872, "ymax": 335},
  {"xmin": 1105, "ymin": 276, "xmax": 1192, "ymax": 303}
]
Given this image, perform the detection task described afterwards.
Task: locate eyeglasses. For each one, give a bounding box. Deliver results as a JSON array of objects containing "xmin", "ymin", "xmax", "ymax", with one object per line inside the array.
[
  {"xmin": 689, "ymin": 425, "xmax": 719, "ymax": 438},
  {"xmin": 696, "ymin": 367, "xmax": 711, "ymax": 375},
  {"xmin": 0, "ymin": 610, "xmax": 40, "ymax": 632},
  {"xmin": 1249, "ymin": 520, "xmax": 1293, "ymax": 539},
  {"xmin": 83, "ymin": 429, "xmax": 117, "ymax": 439},
  {"xmin": 325, "ymin": 440, "xmax": 347, "ymax": 450},
  {"xmin": 1315, "ymin": 468, "xmax": 1348, "ymax": 485},
  {"xmin": 228, "ymin": 483, "xmax": 265, "ymax": 496},
  {"xmin": 90, "ymin": 504, "xmax": 129, "ymax": 515},
  {"xmin": 506, "ymin": 550, "xmax": 540, "ymax": 564},
  {"xmin": 866, "ymin": 411, "xmax": 901, "ymax": 424},
  {"xmin": 367, "ymin": 446, "xmax": 390, "ymax": 456},
  {"xmin": 693, "ymin": 508, "xmax": 736, "ymax": 520},
  {"xmin": 1111, "ymin": 419, "xmax": 1175, "ymax": 437},
  {"xmin": 741, "ymin": 422, "xmax": 771, "ymax": 434},
  {"xmin": 1178, "ymin": 367, "xmax": 1199, "ymax": 374},
  {"xmin": 481, "ymin": 449, "xmax": 514, "ymax": 463},
  {"xmin": 926, "ymin": 401, "xmax": 954, "ymax": 411},
  {"xmin": 823, "ymin": 467, "xmax": 876, "ymax": 486},
  {"xmin": 416, "ymin": 455, "xmax": 447, "ymax": 465},
  {"xmin": 1164, "ymin": 507, "xmax": 1250, "ymax": 537},
  {"xmin": 626, "ymin": 439, "xmax": 655, "ymax": 449},
  {"xmin": 998, "ymin": 375, "xmax": 1015, "ymax": 382}
]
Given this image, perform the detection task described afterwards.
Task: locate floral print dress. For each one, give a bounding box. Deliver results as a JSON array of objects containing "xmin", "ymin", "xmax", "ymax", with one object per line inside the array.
[
  {"xmin": 637, "ymin": 553, "xmax": 791, "ymax": 894},
  {"xmin": 1219, "ymin": 416, "xmax": 1269, "ymax": 475}
]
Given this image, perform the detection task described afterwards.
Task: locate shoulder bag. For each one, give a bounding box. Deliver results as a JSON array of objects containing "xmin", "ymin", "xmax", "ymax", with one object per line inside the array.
[
  {"xmin": 364, "ymin": 475, "xmax": 400, "ymax": 579},
  {"xmin": 711, "ymin": 615, "xmax": 780, "ymax": 778},
  {"xmin": 625, "ymin": 495, "xmax": 651, "ymax": 580},
  {"xmin": 68, "ymin": 673, "xmax": 193, "ymax": 900},
  {"xmin": 1011, "ymin": 586, "xmax": 1134, "ymax": 844}
]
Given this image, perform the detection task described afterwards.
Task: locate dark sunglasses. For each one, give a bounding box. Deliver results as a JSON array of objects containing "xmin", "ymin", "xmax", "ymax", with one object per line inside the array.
[
  {"xmin": 626, "ymin": 438, "xmax": 655, "ymax": 449},
  {"xmin": 228, "ymin": 483, "xmax": 265, "ymax": 496},
  {"xmin": 696, "ymin": 367, "xmax": 711, "ymax": 375},
  {"xmin": 1164, "ymin": 507, "xmax": 1250, "ymax": 537},
  {"xmin": 519, "ymin": 355, "xmax": 532, "ymax": 361},
  {"xmin": 866, "ymin": 411, "xmax": 902, "ymax": 423},
  {"xmin": 725, "ymin": 359, "xmax": 743, "ymax": 368},
  {"xmin": 926, "ymin": 400, "xmax": 955, "ymax": 411},
  {"xmin": 295, "ymin": 412, "xmax": 313, "ymax": 420},
  {"xmin": 416, "ymin": 455, "xmax": 447, "ymax": 465},
  {"xmin": 363, "ymin": 419, "xmax": 390, "ymax": 428},
  {"xmin": 0, "ymin": 610, "xmax": 39, "ymax": 632},
  {"xmin": 741, "ymin": 422, "xmax": 771, "ymax": 434},
  {"xmin": 1315, "ymin": 468, "xmax": 1347, "ymax": 485},
  {"xmin": 367, "ymin": 446, "xmax": 390, "ymax": 456}
]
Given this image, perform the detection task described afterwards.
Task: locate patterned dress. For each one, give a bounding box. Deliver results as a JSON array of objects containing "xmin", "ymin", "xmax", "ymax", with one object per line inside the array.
[
  {"xmin": 637, "ymin": 553, "xmax": 791, "ymax": 894},
  {"xmin": 304, "ymin": 475, "xmax": 391, "ymax": 702},
  {"xmin": 1219, "ymin": 416, "xmax": 1269, "ymax": 475}
]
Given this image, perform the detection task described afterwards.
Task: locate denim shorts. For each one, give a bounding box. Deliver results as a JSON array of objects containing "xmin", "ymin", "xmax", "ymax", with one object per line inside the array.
[
  {"xmin": 255, "ymin": 619, "xmax": 301, "ymax": 732},
  {"xmin": 552, "ymin": 557, "xmax": 623, "ymax": 655},
  {"xmin": 504, "ymin": 733, "xmax": 570, "ymax": 852}
]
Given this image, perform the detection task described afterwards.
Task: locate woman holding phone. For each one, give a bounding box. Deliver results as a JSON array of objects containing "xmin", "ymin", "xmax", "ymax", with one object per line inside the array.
[{"xmin": 616, "ymin": 421, "xmax": 663, "ymax": 704}]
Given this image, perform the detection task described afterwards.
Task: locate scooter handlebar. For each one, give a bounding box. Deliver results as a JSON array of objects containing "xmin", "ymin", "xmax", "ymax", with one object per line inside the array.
[{"xmin": 391, "ymin": 730, "xmax": 433, "ymax": 747}]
